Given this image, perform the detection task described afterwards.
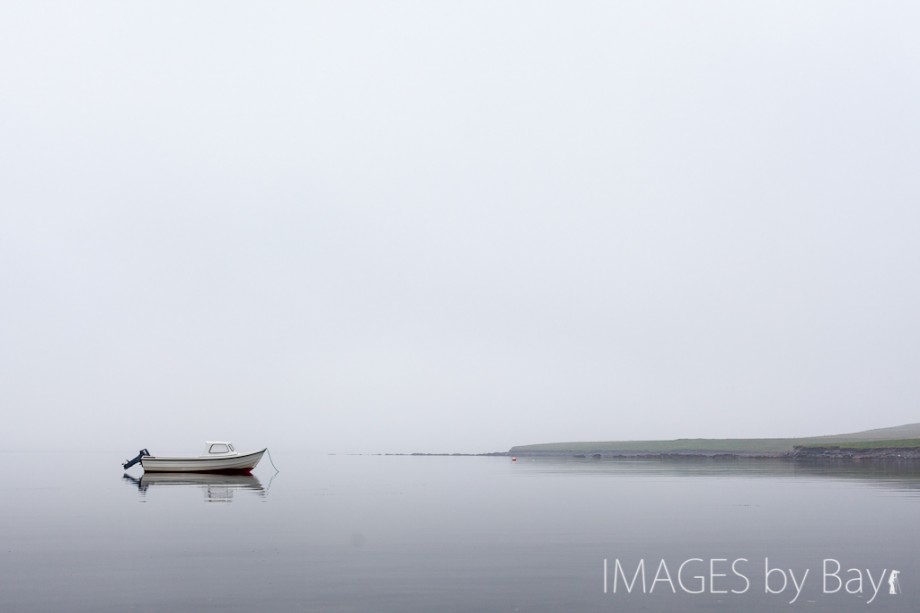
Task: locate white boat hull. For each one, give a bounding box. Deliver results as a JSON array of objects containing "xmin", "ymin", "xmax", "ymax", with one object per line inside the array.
[{"xmin": 140, "ymin": 449, "xmax": 266, "ymax": 474}]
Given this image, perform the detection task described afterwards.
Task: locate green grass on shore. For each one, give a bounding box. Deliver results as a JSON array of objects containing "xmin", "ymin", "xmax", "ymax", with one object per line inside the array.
[
  {"xmin": 797, "ymin": 439, "xmax": 920, "ymax": 449},
  {"xmin": 508, "ymin": 423, "xmax": 920, "ymax": 455}
]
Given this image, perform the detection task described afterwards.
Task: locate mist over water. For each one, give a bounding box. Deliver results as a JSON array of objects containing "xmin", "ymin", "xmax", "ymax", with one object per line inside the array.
[
  {"xmin": 3, "ymin": 2, "xmax": 920, "ymax": 454},
  {"xmin": 1, "ymin": 452, "xmax": 918, "ymax": 612}
]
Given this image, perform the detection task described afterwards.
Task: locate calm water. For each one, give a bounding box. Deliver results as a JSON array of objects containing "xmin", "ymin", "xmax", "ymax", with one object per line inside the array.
[{"xmin": 1, "ymin": 451, "xmax": 919, "ymax": 612}]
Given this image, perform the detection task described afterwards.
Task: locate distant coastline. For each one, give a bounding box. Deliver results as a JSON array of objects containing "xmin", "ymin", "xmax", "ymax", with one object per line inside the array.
[{"xmin": 505, "ymin": 423, "xmax": 920, "ymax": 460}]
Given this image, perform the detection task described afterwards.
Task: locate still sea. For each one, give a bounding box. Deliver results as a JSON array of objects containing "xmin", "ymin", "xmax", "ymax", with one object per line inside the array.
[{"xmin": 1, "ymin": 451, "xmax": 918, "ymax": 612}]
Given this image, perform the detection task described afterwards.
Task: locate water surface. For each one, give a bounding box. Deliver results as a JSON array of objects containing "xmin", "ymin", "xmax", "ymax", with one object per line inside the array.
[{"xmin": 1, "ymin": 451, "xmax": 917, "ymax": 611}]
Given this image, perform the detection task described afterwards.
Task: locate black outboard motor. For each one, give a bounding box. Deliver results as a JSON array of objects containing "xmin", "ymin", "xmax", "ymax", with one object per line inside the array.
[{"xmin": 123, "ymin": 449, "xmax": 150, "ymax": 470}]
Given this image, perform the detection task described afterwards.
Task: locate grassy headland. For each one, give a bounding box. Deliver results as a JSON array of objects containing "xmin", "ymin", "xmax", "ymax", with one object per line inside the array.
[{"xmin": 508, "ymin": 423, "xmax": 920, "ymax": 457}]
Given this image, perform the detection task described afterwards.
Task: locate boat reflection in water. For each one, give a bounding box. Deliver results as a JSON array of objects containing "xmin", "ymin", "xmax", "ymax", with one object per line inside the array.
[{"xmin": 122, "ymin": 472, "xmax": 267, "ymax": 502}]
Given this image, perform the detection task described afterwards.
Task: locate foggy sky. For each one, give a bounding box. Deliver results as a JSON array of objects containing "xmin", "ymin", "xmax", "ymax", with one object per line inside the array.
[{"xmin": 2, "ymin": 1, "xmax": 919, "ymax": 454}]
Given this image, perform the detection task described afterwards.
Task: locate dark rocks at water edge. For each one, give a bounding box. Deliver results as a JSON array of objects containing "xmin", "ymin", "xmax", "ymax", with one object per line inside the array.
[
  {"xmin": 791, "ymin": 446, "xmax": 920, "ymax": 460},
  {"xmin": 513, "ymin": 450, "xmax": 785, "ymax": 459},
  {"xmin": 507, "ymin": 447, "xmax": 920, "ymax": 460}
]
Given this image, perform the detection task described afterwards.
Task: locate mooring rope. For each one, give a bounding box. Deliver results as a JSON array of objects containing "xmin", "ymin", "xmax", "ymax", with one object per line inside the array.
[{"xmin": 266, "ymin": 447, "xmax": 280, "ymax": 473}]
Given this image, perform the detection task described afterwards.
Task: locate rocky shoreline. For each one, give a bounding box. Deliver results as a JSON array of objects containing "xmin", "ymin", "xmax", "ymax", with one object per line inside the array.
[
  {"xmin": 502, "ymin": 447, "xmax": 920, "ymax": 460},
  {"xmin": 790, "ymin": 446, "xmax": 920, "ymax": 460},
  {"xmin": 347, "ymin": 446, "xmax": 920, "ymax": 461}
]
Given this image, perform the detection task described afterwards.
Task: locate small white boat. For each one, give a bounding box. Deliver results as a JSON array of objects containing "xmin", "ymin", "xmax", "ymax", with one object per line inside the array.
[{"xmin": 122, "ymin": 441, "xmax": 266, "ymax": 474}]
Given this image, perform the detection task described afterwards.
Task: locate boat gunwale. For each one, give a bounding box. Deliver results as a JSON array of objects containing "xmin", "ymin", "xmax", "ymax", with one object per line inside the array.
[{"xmin": 142, "ymin": 448, "xmax": 267, "ymax": 462}]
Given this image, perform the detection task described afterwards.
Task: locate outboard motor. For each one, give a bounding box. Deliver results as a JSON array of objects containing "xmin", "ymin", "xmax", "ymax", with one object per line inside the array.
[{"xmin": 123, "ymin": 449, "xmax": 150, "ymax": 470}]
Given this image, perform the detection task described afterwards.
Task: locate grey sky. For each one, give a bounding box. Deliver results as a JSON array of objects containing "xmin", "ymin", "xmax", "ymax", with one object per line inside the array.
[{"xmin": 1, "ymin": 1, "xmax": 918, "ymax": 454}]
